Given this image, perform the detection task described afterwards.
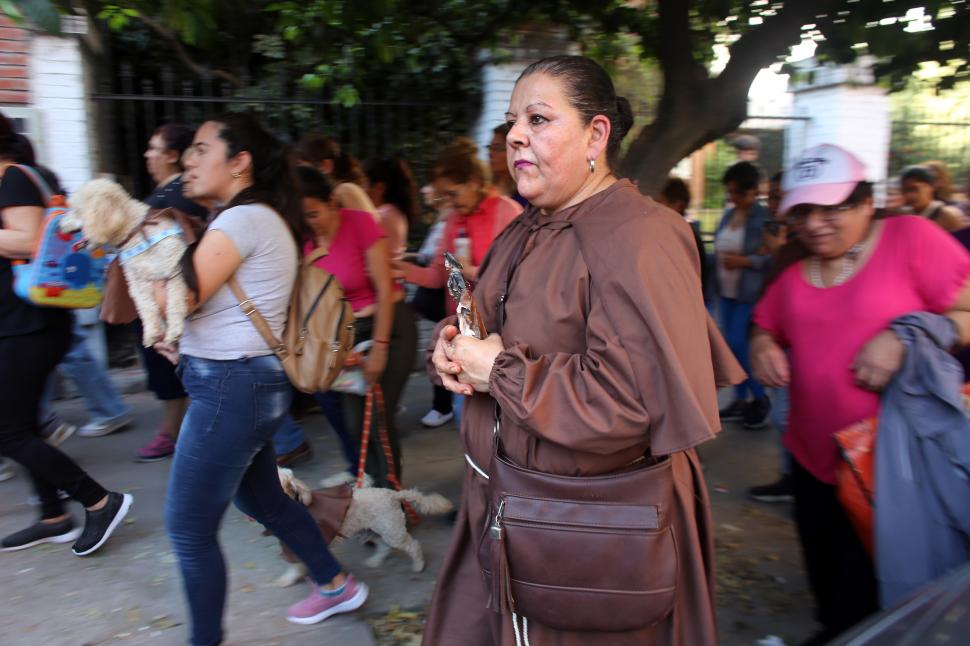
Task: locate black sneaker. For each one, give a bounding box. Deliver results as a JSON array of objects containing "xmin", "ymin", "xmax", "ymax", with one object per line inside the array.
[
  {"xmin": 718, "ymin": 399, "xmax": 748, "ymax": 422},
  {"xmin": 742, "ymin": 396, "xmax": 772, "ymax": 429},
  {"xmin": 1, "ymin": 517, "xmax": 81, "ymax": 551},
  {"xmin": 748, "ymin": 476, "xmax": 794, "ymax": 503},
  {"xmin": 71, "ymin": 492, "xmax": 133, "ymax": 556}
]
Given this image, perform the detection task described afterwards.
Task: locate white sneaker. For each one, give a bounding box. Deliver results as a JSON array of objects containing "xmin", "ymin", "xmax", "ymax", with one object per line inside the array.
[
  {"xmin": 0, "ymin": 458, "xmax": 15, "ymax": 483},
  {"xmin": 420, "ymin": 410, "xmax": 454, "ymax": 427},
  {"xmin": 78, "ymin": 415, "xmax": 133, "ymax": 438},
  {"xmin": 44, "ymin": 422, "xmax": 77, "ymax": 447}
]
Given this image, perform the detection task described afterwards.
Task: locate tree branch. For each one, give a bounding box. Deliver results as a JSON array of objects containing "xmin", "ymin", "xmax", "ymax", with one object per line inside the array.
[
  {"xmin": 136, "ymin": 13, "xmax": 242, "ymax": 88},
  {"xmin": 718, "ymin": 0, "xmax": 840, "ymax": 92}
]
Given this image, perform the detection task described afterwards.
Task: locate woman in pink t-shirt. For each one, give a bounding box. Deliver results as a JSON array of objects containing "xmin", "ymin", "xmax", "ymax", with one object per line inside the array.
[
  {"xmin": 751, "ymin": 145, "xmax": 970, "ymax": 643},
  {"xmin": 295, "ymin": 165, "xmax": 417, "ymax": 489}
]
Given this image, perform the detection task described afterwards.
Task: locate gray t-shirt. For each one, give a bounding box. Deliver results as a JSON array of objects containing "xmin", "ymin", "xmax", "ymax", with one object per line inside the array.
[{"xmin": 180, "ymin": 203, "xmax": 297, "ymax": 360}]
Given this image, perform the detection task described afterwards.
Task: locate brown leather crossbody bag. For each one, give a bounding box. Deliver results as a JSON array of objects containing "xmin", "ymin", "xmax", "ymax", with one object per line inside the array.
[
  {"xmin": 472, "ymin": 221, "xmax": 678, "ymax": 634},
  {"xmin": 476, "ymin": 433, "xmax": 678, "ymax": 634}
]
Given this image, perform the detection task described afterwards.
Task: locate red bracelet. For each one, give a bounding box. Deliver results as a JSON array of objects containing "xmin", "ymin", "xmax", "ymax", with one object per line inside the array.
[{"xmin": 373, "ymin": 339, "xmax": 390, "ymax": 345}]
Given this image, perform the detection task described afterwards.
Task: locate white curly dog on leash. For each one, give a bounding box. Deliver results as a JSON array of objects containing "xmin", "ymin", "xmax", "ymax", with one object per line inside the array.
[{"xmin": 275, "ymin": 468, "xmax": 454, "ymax": 587}]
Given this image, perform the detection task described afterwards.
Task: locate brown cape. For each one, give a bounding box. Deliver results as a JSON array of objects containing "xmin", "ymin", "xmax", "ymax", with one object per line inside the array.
[{"xmin": 421, "ymin": 180, "xmax": 743, "ymax": 645}]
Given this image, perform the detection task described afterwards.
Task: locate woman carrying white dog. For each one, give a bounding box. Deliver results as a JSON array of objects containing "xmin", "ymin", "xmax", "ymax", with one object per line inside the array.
[{"xmin": 162, "ymin": 113, "xmax": 368, "ymax": 646}]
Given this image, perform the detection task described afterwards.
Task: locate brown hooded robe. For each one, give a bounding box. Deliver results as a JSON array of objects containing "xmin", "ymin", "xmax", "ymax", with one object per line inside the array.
[{"xmin": 421, "ymin": 180, "xmax": 744, "ymax": 646}]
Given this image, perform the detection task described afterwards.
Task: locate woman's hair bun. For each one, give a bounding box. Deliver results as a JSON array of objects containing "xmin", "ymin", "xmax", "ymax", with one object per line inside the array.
[{"xmin": 613, "ymin": 96, "xmax": 634, "ymax": 142}]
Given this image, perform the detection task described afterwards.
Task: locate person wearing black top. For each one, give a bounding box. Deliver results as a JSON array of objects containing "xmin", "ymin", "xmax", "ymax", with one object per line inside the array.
[
  {"xmin": 131, "ymin": 123, "xmax": 207, "ymax": 462},
  {"xmin": 0, "ymin": 118, "xmax": 132, "ymax": 555}
]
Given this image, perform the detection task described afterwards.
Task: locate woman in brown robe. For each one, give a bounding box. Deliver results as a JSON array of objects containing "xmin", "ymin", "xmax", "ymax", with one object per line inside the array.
[{"xmin": 423, "ymin": 56, "xmax": 743, "ymax": 645}]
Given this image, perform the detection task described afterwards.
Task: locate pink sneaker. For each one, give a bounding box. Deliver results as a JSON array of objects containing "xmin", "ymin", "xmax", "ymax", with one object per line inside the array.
[
  {"xmin": 135, "ymin": 429, "xmax": 176, "ymax": 462},
  {"xmin": 286, "ymin": 574, "xmax": 369, "ymax": 625}
]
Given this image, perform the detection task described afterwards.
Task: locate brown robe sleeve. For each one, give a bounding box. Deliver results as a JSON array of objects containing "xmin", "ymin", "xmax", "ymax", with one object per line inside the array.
[
  {"xmin": 488, "ymin": 182, "xmax": 744, "ymax": 456},
  {"xmin": 487, "ymin": 283, "xmax": 652, "ymax": 455}
]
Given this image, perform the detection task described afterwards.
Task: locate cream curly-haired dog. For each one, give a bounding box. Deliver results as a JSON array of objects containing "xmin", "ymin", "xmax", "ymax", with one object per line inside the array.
[
  {"xmin": 274, "ymin": 468, "xmax": 453, "ymax": 586},
  {"xmin": 63, "ymin": 178, "xmax": 189, "ymax": 347}
]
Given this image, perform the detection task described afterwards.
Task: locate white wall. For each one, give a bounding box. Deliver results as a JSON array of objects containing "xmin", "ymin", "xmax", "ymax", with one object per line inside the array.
[
  {"xmin": 28, "ymin": 34, "xmax": 92, "ymax": 194},
  {"xmin": 785, "ymin": 61, "xmax": 890, "ymax": 203},
  {"xmin": 473, "ymin": 62, "xmax": 526, "ymax": 166}
]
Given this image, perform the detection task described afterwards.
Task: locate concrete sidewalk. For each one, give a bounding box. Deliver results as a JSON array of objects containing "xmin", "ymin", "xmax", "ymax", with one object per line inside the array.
[{"xmin": 0, "ymin": 373, "xmax": 819, "ymax": 646}]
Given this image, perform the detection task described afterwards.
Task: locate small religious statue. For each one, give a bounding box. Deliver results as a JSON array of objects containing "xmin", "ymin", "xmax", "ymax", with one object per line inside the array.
[{"xmin": 444, "ymin": 251, "xmax": 486, "ymax": 339}]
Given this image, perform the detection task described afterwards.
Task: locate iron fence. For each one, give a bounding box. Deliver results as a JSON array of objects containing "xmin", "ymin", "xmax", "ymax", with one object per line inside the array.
[
  {"xmin": 91, "ymin": 64, "xmax": 477, "ymax": 198},
  {"xmin": 889, "ymin": 119, "xmax": 970, "ymax": 189}
]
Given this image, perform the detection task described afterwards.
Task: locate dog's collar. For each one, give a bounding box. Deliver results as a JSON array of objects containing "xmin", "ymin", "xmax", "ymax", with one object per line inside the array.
[{"xmin": 118, "ymin": 224, "xmax": 183, "ymax": 262}]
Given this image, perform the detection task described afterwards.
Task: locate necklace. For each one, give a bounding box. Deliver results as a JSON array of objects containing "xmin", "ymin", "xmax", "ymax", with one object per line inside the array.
[{"xmin": 809, "ymin": 243, "xmax": 865, "ymax": 287}]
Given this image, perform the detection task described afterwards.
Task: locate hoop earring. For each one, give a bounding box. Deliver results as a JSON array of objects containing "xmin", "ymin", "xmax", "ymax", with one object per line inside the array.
[
  {"xmin": 588, "ymin": 158, "xmax": 596, "ymax": 174},
  {"xmin": 231, "ymin": 172, "xmax": 242, "ymax": 179}
]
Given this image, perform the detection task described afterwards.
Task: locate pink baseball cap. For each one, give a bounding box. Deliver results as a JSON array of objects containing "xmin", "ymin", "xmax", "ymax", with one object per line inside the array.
[{"xmin": 780, "ymin": 144, "xmax": 867, "ymax": 215}]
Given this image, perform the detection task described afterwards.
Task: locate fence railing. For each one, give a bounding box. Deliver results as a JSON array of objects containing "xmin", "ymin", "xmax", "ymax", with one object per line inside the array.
[{"xmin": 91, "ymin": 64, "xmax": 477, "ymax": 198}]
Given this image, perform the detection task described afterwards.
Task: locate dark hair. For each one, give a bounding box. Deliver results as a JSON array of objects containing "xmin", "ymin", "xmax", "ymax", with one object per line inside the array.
[
  {"xmin": 432, "ymin": 137, "xmax": 488, "ymax": 186},
  {"xmin": 332, "ymin": 152, "xmax": 367, "ymax": 187},
  {"xmin": 493, "ymin": 122, "xmax": 511, "ymax": 138},
  {"xmin": 842, "ymin": 181, "xmax": 874, "ymax": 205},
  {"xmin": 660, "ymin": 177, "xmax": 690, "ymax": 210},
  {"xmin": 210, "ymin": 112, "xmax": 308, "ymax": 246},
  {"xmin": 901, "ymin": 165, "xmax": 936, "ymax": 186},
  {"xmin": 770, "ymin": 171, "xmax": 783, "ymax": 185},
  {"xmin": 517, "ymin": 55, "xmax": 634, "ymax": 169},
  {"xmin": 0, "ymin": 111, "xmax": 25, "ymax": 163},
  {"xmin": 295, "ymin": 132, "xmax": 341, "ymax": 165},
  {"xmin": 365, "ymin": 156, "xmax": 419, "ymax": 224},
  {"xmin": 722, "ymin": 161, "xmax": 761, "ymax": 192},
  {"xmin": 153, "ymin": 123, "xmax": 196, "ymax": 169},
  {"xmin": 11, "ymin": 133, "xmax": 35, "ymax": 166},
  {"xmin": 293, "ymin": 164, "xmax": 334, "ymax": 203}
]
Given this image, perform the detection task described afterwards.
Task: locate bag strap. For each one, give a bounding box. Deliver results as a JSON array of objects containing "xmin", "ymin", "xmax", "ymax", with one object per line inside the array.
[
  {"xmin": 227, "ymin": 276, "xmax": 290, "ymax": 360},
  {"xmin": 10, "ymin": 164, "xmax": 53, "ymax": 207}
]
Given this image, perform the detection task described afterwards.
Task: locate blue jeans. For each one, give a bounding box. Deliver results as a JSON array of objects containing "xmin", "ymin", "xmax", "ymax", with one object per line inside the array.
[
  {"xmin": 719, "ymin": 296, "xmax": 765, "ymax": 401},
  {"xmin": 770, "ymin": 386, "xmax": 793, "ymax": 476},
  {"xmin": 40, "ymin": 315, "xmax": 130, "ymax": 426},
  {"xmin": 314, "ymin": 390, "xmax": 359, "ymax": 474},
  {"xmin": 272, "ymin": 414, "xmax": 306, "ymax": 456},
  {"xmin": 166, "ymin": 355, "xmax": 343, "ymax": 646}
]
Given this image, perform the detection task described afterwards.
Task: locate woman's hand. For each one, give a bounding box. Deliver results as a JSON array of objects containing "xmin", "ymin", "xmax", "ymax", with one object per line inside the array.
[
  {"xmin": 721, "ymin": 253, "xmax": 752, "ymax": 270},
  {"xmin": 453, "ymin": 333, "xmax": 504, "ymax": 393},
  {"xmin": 852, "ymin": 329, "xmax": 906, "ymax": 392},
  {"xmin": 364, "ymin": 343, "xmax": 388, "ymax": 385},
  {"xmin": 432, "ymin": 325, "xmax": 468, "ymax": 394},
  {"xmin": 751, "ymin": 333, "xmax": 790, "ymax": 388},
  {"xmin": 153, "ymin": 342, "xmax": 179, "ymax": 365}
]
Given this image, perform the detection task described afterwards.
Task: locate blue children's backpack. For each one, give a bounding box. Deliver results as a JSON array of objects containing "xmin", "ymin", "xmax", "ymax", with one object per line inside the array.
[{"xmin": 11, "ymin": 166, "xmax": 113, "ymax": 309}]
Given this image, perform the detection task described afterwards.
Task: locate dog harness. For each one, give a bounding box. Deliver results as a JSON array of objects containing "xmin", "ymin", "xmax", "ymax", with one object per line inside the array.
[{"xmin": 118, "ymin": 224, "xmax": 183, "ymax": 262}]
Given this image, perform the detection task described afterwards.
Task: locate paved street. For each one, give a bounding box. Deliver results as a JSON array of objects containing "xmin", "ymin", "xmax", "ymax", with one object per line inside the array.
[{"xmin": 1, "ymin": 372, "xmax": 818, "ymax": 646}]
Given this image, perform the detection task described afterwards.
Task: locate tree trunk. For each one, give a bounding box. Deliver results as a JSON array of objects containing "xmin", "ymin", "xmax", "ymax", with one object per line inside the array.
[
  {"xmin": 621, "ymin": 74, "xmax": 750, "ymax": 195},
  {"xmin": 620, "ymin": 0, "xmax": 837, "ymax": 197}
]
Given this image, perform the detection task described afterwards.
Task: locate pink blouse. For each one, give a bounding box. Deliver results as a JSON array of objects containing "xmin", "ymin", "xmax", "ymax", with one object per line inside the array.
[
  {"xmin": 306, "ymin": 208, "xmax": 384, "ymax": 312},
  {"xmin": 754, "ymin": 216, "xmax": 970, "ymax": 483}
]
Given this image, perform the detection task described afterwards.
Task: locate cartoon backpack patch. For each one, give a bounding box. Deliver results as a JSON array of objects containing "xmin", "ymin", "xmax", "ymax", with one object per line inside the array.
[{"xmin": 11, "ymin": 166, "xmax": 113, "ymax": 309}]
